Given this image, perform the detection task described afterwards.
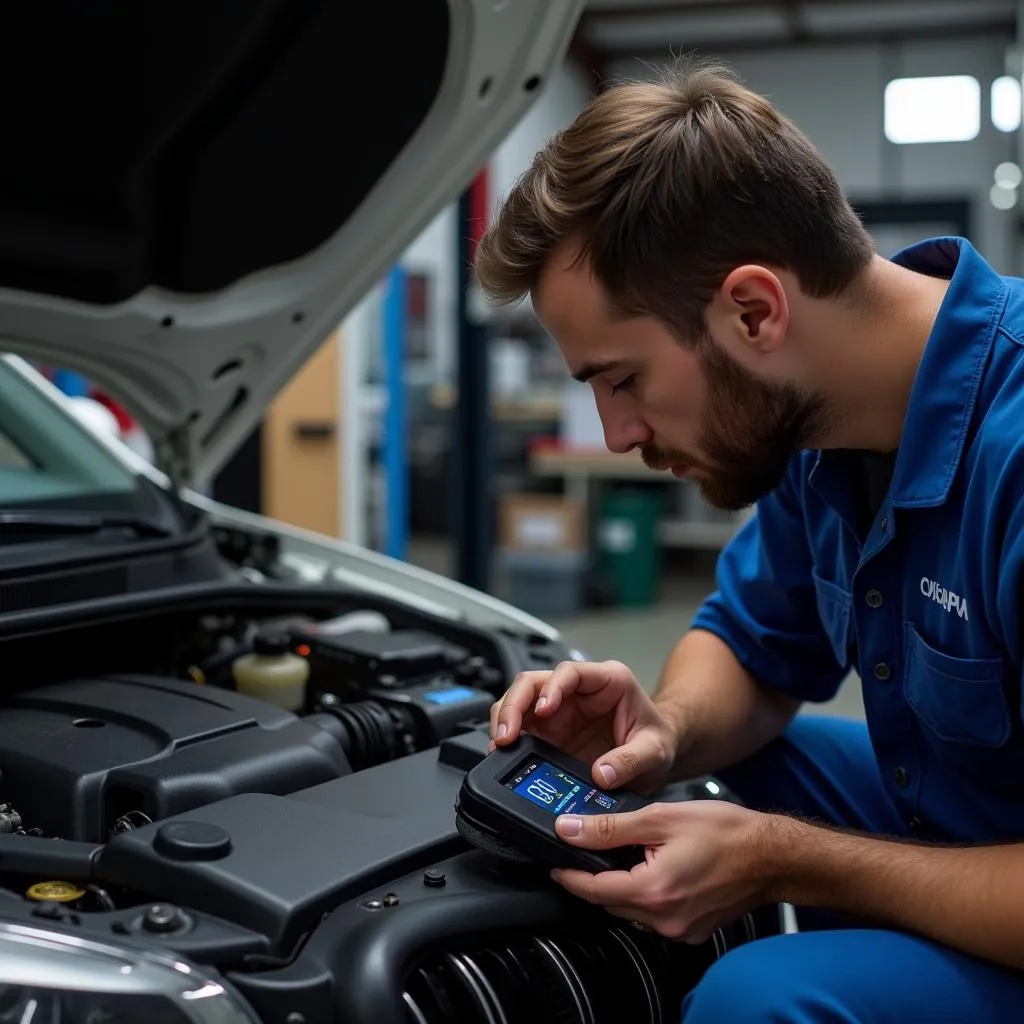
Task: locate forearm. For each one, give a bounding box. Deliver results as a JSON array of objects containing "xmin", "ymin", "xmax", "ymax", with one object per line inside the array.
[
  {"xmin": 772, "ymin": 817, "xmax": 1024, "ymax": 971},
  {"xmin": 654, "ymin": 628, "xmax": 800, "ymax": 779}
]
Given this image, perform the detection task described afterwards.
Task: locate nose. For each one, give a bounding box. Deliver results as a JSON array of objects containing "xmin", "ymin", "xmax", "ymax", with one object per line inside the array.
[{"xmin": 598, "ymin": 400, "xmax": 652, "ymax": 455}]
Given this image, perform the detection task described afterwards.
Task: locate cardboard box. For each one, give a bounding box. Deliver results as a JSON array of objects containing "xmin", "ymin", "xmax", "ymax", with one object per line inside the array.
[{"xmin": 499, "ymin": 494, "xmax": 584, "ymax": 553}]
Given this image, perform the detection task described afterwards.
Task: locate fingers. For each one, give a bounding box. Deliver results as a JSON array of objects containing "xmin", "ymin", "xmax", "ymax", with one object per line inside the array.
[
  {"xmin": 607, "ymin": 903, "xmax": 710, "ymax": 944},
  {"xmin": 555, "ymin": 804, "xmax": 670, "ymax": 849},
  {"xmin": 675, "ymin": 910, "xmax": 722, "ymax": 946},
  {"xmin": 594, "ymin": 725, "xmax": 671, "ymax": 790},
  {"xmin": 488, "ymin": 670, "xmax": 545, "ymax": 745},
  {"xmin": 531, "ymin": 659, "xmax": 595, "ymax": 716},
  {"xmin": 489, "ymin": 662, "xmax": 584, "ymax": 745},
  {"xmin": 553, "ymin": 868, "xmax": 714, "ymax": 945},
  {"xmin": 551, "ymin": 866, "xmax": 640, "ymax": 906},
  {"xmin": 490, "ymin": 660, "xmax": 637, "ymax": 746}
]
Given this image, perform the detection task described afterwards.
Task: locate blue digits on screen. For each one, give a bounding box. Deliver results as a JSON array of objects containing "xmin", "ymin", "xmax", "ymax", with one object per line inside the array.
[{"xmin": 512, "ymin": 761, "xmax": 618, "ymax": 815}]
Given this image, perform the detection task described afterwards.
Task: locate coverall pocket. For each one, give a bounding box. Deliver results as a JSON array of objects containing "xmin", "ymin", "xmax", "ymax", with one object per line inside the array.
[{"xmin": 903, "ymin": 623, "xmax": 1011, "ymax": 748}]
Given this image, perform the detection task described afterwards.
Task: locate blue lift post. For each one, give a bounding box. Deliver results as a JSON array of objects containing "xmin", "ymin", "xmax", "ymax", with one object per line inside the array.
[
  {"xmin": 52, "ymin": 369, "xmax": 89, "ymax": 397},
  {"xmin": 383, "ymin": 264, "xmax": 408, "ymax": 562},
  {"xmin": 453, "ymin": 187, "xmax": 492, "ymax": 592}
]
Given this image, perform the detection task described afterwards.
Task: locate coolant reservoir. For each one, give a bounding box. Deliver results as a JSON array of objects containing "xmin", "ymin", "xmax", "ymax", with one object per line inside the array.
[{"xmin": 232, "ymin": 632, "xmax": 310, "ymax": 711}]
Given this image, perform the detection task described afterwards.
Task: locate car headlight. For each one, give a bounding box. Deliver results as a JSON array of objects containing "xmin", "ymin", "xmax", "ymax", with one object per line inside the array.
[{"xmin": 0, "ymin": 920, "xmax": 258, "ymax": 1023}]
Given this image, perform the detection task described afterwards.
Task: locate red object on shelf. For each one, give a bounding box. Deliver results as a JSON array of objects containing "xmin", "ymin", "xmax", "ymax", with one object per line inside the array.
[
  {"xmin": 91, "ymin": 391, "xmax": 136, "ymax": 433},
  {"xmin": 528, "ymin": 435, "xmax": 562, "ymax": 454},
  {"xmin": 467, "ymin": 166, "xmax": 489, "ymax": 263}
]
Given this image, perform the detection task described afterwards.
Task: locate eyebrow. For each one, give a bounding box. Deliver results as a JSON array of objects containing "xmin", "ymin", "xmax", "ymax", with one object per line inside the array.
[{"xmin": 571, "ymin": 360, "xmax": 621, "ymax": 384}]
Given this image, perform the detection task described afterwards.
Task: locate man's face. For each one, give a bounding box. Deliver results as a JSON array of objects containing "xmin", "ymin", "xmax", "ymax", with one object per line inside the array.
[{"xmin": 533, "ymin": 252, "xmax": 830, "ymax": 511}]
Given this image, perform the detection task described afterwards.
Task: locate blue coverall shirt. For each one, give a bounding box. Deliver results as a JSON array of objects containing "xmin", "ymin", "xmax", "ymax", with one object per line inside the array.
[{"xmin": 692, "ymin": 236, "xmax": 1024, "ymax": 845}]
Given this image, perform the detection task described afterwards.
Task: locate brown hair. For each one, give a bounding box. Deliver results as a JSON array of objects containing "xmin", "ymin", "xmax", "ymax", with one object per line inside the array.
[{"xmin": 474, "ymin": 61, "xmax": 874, "ymax": 340}]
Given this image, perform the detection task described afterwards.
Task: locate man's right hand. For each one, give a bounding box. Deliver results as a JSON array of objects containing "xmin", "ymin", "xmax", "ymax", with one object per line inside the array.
[{"xmin": 488, "ymin": 660, "xmax": 680, "ymax": 795}]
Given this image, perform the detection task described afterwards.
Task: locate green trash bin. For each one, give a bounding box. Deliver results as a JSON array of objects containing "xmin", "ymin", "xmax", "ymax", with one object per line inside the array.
[{"xmin": 597, "ymin": 489, "xmax": 663, "ymax": 607}]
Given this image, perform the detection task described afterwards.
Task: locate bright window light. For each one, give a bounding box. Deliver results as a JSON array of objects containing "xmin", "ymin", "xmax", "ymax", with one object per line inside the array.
[
  {"xmin": 884, "ymin": 76, "xmax": 980, "ymax": 144},
  {"xmin": 990, "ymin": 183, "xmax": 1018, "ymax": 210},
  {"xmin": 995, "ymin": 162, "xmax": 1022, "ymax": 189},
  {"xmin": 991, "ymin": 76, "xmax": 1022, "ymax": 133}
]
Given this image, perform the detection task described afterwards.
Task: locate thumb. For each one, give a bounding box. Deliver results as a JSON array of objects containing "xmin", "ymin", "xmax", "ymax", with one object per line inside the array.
[
  {"xmin": 593, "ymin": 728, "xmax": 668, "ymax": 789},
  {"xmin": 555, "ymin": 807, "xmax": 659, "ymax": 848}
]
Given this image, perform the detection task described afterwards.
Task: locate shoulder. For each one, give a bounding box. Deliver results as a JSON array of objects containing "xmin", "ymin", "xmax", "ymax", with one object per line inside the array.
[
  {"xmin": 963, "ymin": 334, "xmax": 1024, "ymax": 549},
  {"xmin": 970, "ymin": 326, "xmax": 1024, "ymax": 471},
  {"xmin": 997, "ymin": 273, "xmax": 1024, "ymax": 343},
  {"xmin": 969, "ymin": 271, "xmax": 1024, "ymax": 467}
]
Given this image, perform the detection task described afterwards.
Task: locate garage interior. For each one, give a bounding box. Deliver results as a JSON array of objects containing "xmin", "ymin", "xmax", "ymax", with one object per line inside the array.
[
  {"xmin": 253, "ymin": 0, "xmax": 1016, "ymax": 719},
  {"xmin": 5, "ymin": 2, "xmax": 1024, "ymax": 1019}
]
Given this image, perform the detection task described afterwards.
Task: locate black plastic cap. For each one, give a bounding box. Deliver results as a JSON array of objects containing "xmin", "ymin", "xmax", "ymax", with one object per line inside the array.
[
  {"xmin": 253, "ymin": 632, "xmax": 292, "ymax": 656},
  {"xmin": 154, "ymin": 821, "xmax": 233, "ymax": 862}
]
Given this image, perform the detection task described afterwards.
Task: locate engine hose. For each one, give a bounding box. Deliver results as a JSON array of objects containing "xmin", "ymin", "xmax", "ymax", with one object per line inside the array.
[{"xmin": 312, "ymin": 700, "xmax": 416, "ymax": 771}]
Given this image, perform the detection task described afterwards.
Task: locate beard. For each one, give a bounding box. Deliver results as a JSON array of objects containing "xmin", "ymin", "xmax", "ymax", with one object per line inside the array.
[{"xmin": 641, "ymin": 341, "xmax": 832, "ymax": 511}]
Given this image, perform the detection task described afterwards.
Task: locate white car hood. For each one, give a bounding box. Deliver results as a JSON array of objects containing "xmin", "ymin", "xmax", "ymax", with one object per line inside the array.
[{"xmin": 0, "ymin": 1, "xmax": 583, "ymax": 486}]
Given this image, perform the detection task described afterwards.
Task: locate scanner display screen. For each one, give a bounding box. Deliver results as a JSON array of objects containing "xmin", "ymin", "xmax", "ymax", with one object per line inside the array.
[{"xmin": 506, "ymin": 759, "xmax": 619, "ymax": 816}]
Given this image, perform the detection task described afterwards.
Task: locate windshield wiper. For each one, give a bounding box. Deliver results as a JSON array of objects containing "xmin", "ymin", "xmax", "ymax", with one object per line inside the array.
[{"xmin": 0, "ymin": 510, "xmax": 172, "ymax": 540}]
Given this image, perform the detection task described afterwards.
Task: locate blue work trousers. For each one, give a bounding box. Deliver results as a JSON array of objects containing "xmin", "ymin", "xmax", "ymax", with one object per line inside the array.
[{"xmin": 681, "ymin": 715, "xmax": 1024, "ymax": 1022}]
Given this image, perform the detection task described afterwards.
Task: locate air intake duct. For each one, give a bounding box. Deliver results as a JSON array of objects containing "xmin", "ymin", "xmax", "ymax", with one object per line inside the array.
[
  {"xmin": 402, "ymin": 916, "xmax": 758, "ymax": 1024},
  {"xmin": 307, "ymin": 700, "xmax": 416, "ymax": 770}
]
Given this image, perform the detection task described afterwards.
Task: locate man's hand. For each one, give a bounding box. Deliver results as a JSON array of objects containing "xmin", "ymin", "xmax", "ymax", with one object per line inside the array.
[
  {"xmin": 489, "ymin": 660, "xmax": 679, "ymax": 793},
  {"xmin": 550, "ymin": 800, "xmax": 780, "ymax": 943},
  {"xmin": 553, "ymin": 800, "xmax": 1024, "ymax": 973}
]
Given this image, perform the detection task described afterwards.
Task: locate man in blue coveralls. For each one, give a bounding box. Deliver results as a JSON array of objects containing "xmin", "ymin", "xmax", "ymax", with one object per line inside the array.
[{"xmin": 475, "ymin": 62, "xmax": 1024, "ymax": 1021}]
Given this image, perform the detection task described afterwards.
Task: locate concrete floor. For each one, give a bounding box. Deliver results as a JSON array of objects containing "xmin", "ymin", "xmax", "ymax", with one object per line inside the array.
[{"xmin": 408, "ymin": 538, "xmax": 864, "ymax": 721}]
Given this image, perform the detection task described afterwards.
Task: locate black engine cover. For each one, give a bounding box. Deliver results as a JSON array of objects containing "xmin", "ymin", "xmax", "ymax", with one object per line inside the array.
[
  {"xmin": 0, "ymin": 718, "xmax": 775, "ymax": 1024},
  {"xmin": 0, "ymin": 676, "xmax": 351, "ymax": 842}
]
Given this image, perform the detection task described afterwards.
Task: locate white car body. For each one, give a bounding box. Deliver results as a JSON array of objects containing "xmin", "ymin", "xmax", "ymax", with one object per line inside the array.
[
  {"xmin": 0, "ymin": 1, "xmax": 586, "ymax": 491},
  {"xmin": 0, "ymin": 0, "xmax": 586, "ymax": 639},
  {"xmin": 5, "ymin": 353, "xmax": 565, "ymax": 640}
]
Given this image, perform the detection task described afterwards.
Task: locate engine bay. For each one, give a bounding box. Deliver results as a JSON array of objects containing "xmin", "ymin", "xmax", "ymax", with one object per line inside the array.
[
  {"xmin": 0, "ymin": 572, "xmax": 779, "ymax": 1022},
  {"xmin": 0, "ymin": 574, "xmax": 557, "ymax": 842}
]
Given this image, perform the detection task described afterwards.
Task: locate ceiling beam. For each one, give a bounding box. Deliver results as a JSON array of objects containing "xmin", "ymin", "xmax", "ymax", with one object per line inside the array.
[
  {"xmin": 586, "ymin": 13, "xmax": 1014, "ymax": 59},
  {"xmin": 581, "ymin": 0, "xmax": 949, "ymax": 20},
  {"xmin": 778, "ymin": 0, "xmax": 811, "ymax": 43}
]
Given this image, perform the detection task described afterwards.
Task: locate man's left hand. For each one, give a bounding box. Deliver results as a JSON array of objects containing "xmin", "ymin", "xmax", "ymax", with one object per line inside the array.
[{"xmin": 551, "ymin": 800, "xmax": 786, "ymax": 943}]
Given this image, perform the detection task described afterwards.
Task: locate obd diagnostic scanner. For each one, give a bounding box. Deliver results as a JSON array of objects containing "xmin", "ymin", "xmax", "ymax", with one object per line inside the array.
[{"xmin": 455, "ymin": 734, "xmax": 649, "ymax": 872}]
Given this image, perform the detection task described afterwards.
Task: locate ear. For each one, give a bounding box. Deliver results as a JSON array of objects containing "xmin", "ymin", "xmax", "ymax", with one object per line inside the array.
[{"xmin": 708, "ymin": 265, "xmax": 789, "ymax": 355}]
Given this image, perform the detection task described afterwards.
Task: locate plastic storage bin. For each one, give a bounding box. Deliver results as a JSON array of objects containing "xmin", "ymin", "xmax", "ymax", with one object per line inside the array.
[
  {"xmin": 597, "ymin": 489, "xmax": 663, "ymax": 607},
  {"xmin": 498, "ymin": 548, "xmax": 586, "ymax": 619}
]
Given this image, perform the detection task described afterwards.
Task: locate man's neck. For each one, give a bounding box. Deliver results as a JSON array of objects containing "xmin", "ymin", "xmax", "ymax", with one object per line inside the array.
[{"xmin": 806, "ymin": 255, "xmax": 951, "ymax": 454}]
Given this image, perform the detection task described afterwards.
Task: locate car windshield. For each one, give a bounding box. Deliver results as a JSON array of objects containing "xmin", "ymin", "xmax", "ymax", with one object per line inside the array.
[{"xmin": 0, "ymin": 356, "xmax": 169, "ymax": 521}]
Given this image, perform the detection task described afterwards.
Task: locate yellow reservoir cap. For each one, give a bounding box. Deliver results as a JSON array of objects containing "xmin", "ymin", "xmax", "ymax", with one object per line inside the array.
[{"xmin": 26, "ymin": 881, "xmax": 85, "ymax": 903}]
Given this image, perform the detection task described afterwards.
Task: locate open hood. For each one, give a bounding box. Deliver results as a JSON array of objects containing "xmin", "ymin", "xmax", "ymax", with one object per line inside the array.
[{"xmin": 0, "ymin": 1, "xmax": 583, "ymax": 487}]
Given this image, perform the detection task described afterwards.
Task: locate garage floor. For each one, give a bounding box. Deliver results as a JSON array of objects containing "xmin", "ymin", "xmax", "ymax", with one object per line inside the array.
[
  {"xmin": 548, "ymin": 590, "xmax": 865, "ymax": 720},
  {"xmin": 408, "ymin": 539, "xmax": 864, "ymax": 721}
]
